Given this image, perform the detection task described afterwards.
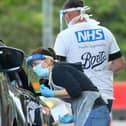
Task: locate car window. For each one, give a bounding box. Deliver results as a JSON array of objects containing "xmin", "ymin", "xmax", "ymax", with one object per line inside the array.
[
  {"xmin": 5, "ymin": 71, "xmax": 23, "ymax": 88},
  {"xmin": 4, "ymin": 68, "xmax": 36, "ymax": 95}
]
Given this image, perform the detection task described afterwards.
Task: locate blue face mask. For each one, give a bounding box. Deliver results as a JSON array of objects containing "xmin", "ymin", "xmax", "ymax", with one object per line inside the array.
[{"xmin": 33, "ymin": 64, "xmax": 49, "ymax": 78}]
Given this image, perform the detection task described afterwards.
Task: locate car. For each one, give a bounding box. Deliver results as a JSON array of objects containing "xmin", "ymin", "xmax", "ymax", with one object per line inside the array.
[{"xmin": 0, "ymin": 46, "xmax": 52, "ymax": 126}]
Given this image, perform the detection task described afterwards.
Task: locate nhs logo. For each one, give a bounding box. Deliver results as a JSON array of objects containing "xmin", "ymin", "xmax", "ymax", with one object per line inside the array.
[{"xmin": 75, "ymin": 29, "xmax": 105, "ymax": 43}]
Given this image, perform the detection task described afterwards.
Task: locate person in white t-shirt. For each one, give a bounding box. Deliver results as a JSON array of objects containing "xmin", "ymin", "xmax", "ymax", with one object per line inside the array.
[{"xmin": 54, "ymin": 0, "xmax": 126, "ymax": 112}]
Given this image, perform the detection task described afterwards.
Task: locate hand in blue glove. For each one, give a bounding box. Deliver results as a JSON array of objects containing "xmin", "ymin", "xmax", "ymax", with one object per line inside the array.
[
  {"xmin": 59, "ymin": 114, "xmax": 74, "ymax": 123},
  {"xmin": 40, "ymin": 84, "xmax": 55, "ymax": 97}
]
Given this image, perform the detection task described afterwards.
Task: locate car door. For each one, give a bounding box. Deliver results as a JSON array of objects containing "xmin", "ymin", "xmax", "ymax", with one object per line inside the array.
[
  {"xmin": 6, "ymin": 70, "xmax": 52, "ymax": 126},
  {"xmin": 0, "ymin": 72, "xmax": 22, "ymax": 126},
  {"xmin": 0, "ymin": 46, "xmax": 52, "ymax": 126}
]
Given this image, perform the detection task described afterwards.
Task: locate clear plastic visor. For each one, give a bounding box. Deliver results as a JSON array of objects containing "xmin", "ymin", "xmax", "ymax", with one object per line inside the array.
[{"xmin": 59, "ymin": 6, "xmax": 90, "ymax": 31}]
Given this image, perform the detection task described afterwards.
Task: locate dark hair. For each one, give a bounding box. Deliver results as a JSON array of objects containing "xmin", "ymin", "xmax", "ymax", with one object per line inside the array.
[
  {"xmin": 63, "ymin": 0, "xmax": 84, "ymax": 9},
  {"xmin": 31, "ymin": 47, "xmax": 58, "ymax": 60}
]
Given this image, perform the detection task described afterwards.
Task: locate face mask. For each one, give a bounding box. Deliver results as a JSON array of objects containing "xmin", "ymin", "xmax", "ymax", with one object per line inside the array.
[{"xmin": 33, "ymin": 64, "xmax": 49, "ymax": 78}]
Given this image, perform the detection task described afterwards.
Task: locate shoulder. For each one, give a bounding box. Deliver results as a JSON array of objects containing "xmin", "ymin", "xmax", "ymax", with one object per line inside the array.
[
  {"xmin": 53, "ymin": 62, "xmax": 70, "ymax": 70},
  {"xmin": 98, "ymin": 25, "xmax": 113, "ymax": 34},
  {"xmin": 52, "ymin": 63, "xmax": 71, "ymax": 79},
  {"xmin": 55, "ymin": 29, "xmax": 70, "ymax": 46},
  {"xmin": 53, "ymin": 62, "xmax": 83, "ymax": 72},
  {"xmin": 53, "ymin": 62, "xmax": 72, "ymax": 72},
  {"xmin": 56, "ymin": 28, "xmax": 72, "ymax": 39},
  {"xmin": 97, "ymin": 25, "xmax": 116, "ymax": 41}
]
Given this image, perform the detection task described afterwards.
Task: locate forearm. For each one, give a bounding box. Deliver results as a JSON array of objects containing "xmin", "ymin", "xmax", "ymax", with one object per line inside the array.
[
  {"xmin": 109, "ymin": 57, "xmax": 126, "ymax": 73},
  {"xmin": 54, "ymin": 89, "xmax": 70, "ymax": 98}
]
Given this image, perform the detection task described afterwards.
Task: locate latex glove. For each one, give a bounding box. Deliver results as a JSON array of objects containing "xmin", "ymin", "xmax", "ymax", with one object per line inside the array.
[
  {"xmin": 40, "ymin": 84, "xmax": 55, "ymax": 97},
  {"xmin": 59, "ymin": 114, "xmax": 74, "ymax": 123}
]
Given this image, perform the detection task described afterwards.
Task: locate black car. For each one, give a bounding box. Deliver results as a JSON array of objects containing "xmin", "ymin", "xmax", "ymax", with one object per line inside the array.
[{"xmin": 0, "ymin": 46, "xmax": 52, "ymax": 126}]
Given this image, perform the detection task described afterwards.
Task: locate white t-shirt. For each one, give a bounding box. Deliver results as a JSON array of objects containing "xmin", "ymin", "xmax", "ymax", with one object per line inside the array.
[{"xmin": 54, "ymin": 22, "xmax": 120, "ymax": 100}]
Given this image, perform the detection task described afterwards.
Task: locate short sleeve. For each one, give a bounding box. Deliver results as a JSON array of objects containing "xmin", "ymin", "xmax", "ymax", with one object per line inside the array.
[{"xmin": 108, "ymin": 30, "xmax": 120, "ymax": 54}]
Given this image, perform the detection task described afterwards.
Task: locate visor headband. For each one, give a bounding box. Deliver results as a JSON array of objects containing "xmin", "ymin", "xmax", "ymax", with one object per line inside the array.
[
  {"xmin": 60, "ymin": 6, "xmax": 90, "ymax": 14},
  {"xmin": 26, "ymin": 54, "xmax": 53, "ymax": 67}
]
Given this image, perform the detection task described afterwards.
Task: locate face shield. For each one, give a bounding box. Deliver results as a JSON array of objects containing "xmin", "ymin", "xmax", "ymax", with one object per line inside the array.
[{"xmin": 59, "ymin": 6, "xmax": 91, "ymax": 31}]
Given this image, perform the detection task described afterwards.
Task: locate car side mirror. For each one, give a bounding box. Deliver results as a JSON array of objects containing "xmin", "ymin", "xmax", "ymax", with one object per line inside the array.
[{"xmin": 0, "ymin": 46, "xmax": 24, "ymax": 72}]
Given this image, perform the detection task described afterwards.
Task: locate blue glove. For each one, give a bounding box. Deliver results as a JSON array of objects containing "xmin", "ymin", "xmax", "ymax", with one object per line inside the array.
[
  {"xmin": 40, "ymin": 84, "xmax": 55, "ymax": 97},
  {"xmin": 59, "ymin": 114, "xmax": 74, "ymax": 123}
]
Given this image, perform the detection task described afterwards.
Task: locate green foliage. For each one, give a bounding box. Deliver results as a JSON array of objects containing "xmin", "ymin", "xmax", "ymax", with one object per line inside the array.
[
  {"xmin": 0, "ymin": 0, "xmax": 125, "ymax": 81},
  {"xmin": 0, "ymin": 0, "xmax": 41, "ymax": 54}
]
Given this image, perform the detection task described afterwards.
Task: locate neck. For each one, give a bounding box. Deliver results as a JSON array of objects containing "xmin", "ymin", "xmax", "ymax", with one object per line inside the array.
[
  {"xmin": 68, "ymin": 15, "xmax": 87, "ymax": 26},
  {"xmin": 78, "ymin": 18, "xmax": 87, "ymax": 23}
]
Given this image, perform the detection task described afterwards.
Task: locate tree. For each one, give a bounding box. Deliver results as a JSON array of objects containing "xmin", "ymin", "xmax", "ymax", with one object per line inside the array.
[{"xmin": 0, "ymin": 0, "xmax": 125, "ymax": 80}]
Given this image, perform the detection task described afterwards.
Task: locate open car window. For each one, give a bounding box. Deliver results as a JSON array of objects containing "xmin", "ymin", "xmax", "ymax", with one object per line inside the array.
[{"xmin": 5, "ymin": 71, "xmax": 23, "ymax": 88}]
